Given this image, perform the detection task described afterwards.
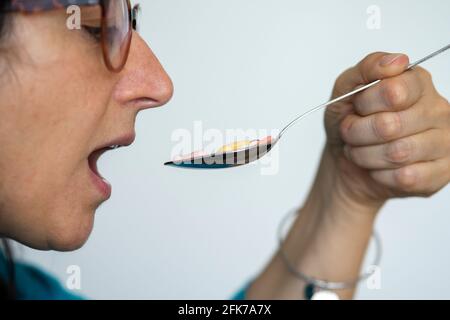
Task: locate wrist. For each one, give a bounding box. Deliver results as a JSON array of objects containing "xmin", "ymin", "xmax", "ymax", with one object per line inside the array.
[
  {"xmin": 282, "ymin": 147, "xmax": 382, "ymax": 292},
  {"xmin": 308, "ymin": 144, "xmax": 385, "ymax": 222},
  {"xmin": 248, "ymin": 144, "xmax": 383, "ymax": 299}
]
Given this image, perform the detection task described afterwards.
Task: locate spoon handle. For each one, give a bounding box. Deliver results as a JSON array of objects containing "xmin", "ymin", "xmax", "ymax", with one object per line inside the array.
[{"xmin": 279, "ymin": 44, "xmax": 450, "ymax": 138}]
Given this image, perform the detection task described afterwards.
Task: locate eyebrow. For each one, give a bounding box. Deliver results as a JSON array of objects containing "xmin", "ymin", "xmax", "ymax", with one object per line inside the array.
[{"xmin": 3, "ymin": 0, "xmax": 101, "ymax": 13}]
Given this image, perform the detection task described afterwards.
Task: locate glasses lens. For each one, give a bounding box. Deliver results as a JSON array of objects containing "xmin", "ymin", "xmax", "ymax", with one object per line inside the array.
[{"xmin": 104, "ymin": 0, "xmax": 131, "ymax": 71}]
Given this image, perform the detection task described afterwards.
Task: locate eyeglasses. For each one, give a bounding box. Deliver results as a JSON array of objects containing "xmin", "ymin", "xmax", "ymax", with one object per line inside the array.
[{"xmin": 3, "ymin": 0, "xmax": 141, "ymax": 73}]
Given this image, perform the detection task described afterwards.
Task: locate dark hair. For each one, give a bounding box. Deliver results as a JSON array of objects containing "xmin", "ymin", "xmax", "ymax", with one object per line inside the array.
[
  {"xmin": 0, "ymin": 0, "xmax": 16, "ymax": 301},
  {"xmin": 0, "ymin": 1, "xmax": 8, "ymax": 39}
]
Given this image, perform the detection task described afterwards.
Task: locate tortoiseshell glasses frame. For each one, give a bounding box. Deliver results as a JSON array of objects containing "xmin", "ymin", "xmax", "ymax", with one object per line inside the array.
[{"xmin": 2, "ymin": 0, "xmax": 141, "ymax": 72}]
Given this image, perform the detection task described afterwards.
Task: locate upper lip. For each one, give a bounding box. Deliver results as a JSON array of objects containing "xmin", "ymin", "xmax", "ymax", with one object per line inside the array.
[{"xmin": 91, "ymin": 132, "xmax": 136, "ymax": 154}]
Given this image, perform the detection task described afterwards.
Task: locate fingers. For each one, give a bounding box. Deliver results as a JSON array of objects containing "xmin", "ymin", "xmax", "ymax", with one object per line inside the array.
[
  {"xmin": 353, "ymin": 68, "xmax": 430, "ymax": 116},
  {"xmin": 333, "ymin": 52, "xmax": 410, "ymax": 96},
  {"xmin": 369, "ymin": 158, "xmax": 450, "ymax": 197},
  {"xmin": 333, "ymin": 51, "xmax": 450, "ymax": 199},
  {"xmin": 340, "ymin": 96, "xmax": 447, "ymax": 146},
  {"xmin": 344, "ymin": 129, "xmax": 450, "ymax": 170}
]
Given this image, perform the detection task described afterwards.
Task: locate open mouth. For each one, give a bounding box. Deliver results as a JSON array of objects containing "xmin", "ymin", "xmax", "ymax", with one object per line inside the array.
[
  {"xmin": 87, "ymin": 134, "xmax": 135, "ymax": 199},
  {"xmin": 87, "ymin": 145, "xmax": 122, "ymax": 198},
  {"xmin": 88, "ymin": 145, "xmax": 121, "ymax": 180}
]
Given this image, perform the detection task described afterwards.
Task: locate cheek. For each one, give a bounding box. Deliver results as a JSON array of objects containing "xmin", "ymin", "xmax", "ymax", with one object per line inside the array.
[
  {"xmin": 0, "ymin": 132, "xmax": 99, "ymax": 250},
  {"xmin": 0, "ymin": 79, "xmax": 107, "ymax": 250},
  {"xmin": 0, "ymin": 40, "xmax": 111, "ymax": 251}
]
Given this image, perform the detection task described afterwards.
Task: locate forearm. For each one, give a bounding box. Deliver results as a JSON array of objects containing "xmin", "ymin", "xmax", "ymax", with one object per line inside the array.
[{"xmin": 246, "ymin": 146, "xmax": 384, "ymax": 299}]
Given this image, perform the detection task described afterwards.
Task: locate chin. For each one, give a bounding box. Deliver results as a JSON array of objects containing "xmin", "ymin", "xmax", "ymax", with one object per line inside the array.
[
  {"xmin": 46, "ymin": 210, "xmax": 96, "ymax": 252},
  {"xmin": 13, "ymin": 206, "xmax": 97, "ymax": 252}
]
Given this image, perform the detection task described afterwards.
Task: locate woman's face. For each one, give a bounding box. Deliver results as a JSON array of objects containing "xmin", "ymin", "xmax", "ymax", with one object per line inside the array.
[{"xmin": 0, "ymin": 7, "xmax": 173, "ymax": 251}]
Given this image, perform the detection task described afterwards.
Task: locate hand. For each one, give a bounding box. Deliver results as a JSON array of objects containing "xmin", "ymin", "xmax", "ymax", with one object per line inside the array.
[{"xmin": 324, "ymin": 52, "xmax": 450, "ymax": 208}]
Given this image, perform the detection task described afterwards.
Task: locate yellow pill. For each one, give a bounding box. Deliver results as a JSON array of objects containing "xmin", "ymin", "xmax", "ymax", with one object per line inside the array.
[{"xmin": 217, "ymin": 140, "xmax": 252, "ymax": 153}]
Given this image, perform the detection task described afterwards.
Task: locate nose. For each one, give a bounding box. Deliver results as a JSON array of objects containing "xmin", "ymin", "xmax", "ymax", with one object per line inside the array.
[{"xmin": 113, "ymin": 32, "xmax": 174, "ymax": 110}]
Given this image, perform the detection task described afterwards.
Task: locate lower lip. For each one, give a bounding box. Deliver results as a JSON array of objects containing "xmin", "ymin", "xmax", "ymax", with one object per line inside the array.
[
  {"xmin": 87, "ymin": 151, "xmax": 112, "ymax": 200},
  {"xmin": 89, "ymin": 168, "xmax": 112, "ymax": 199}
]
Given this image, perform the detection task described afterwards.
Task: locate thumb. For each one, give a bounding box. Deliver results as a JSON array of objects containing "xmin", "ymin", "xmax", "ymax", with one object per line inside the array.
[
  {"xmin": 325, "ymin": 52, "xmax": 409, "ymax": 147},
  {"xmin": 333, "ymin": 52, "xmax": 410, "ymax": 97}
]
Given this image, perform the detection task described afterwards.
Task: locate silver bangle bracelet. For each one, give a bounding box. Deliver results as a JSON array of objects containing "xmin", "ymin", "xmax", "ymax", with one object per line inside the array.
[{"xmin": 277, "ymin": 209, "xmax": 382, "ymax": 297}]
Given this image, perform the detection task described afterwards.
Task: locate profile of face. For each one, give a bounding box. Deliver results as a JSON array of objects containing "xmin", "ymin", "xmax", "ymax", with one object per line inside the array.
[{"xmin": 0, "ymin": 5, "xmax": 173, "ymax": 251}]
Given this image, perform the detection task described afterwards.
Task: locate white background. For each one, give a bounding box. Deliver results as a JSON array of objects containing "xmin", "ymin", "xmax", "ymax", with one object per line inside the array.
[{"xmin": 15, "ymin": 0, "xmax": 450, "ymax": 299}]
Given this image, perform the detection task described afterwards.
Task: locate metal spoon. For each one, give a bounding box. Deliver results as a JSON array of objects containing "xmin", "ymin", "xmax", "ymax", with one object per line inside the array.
[{"xmin": 165, "ymin": 44, "xmax": 450, "ymax": 169}]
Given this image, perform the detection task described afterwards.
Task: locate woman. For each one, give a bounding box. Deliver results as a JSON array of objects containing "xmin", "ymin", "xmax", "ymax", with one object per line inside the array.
[{"xmin": 0, "ymin": 0, "xmax": 449, "ymax": 300}]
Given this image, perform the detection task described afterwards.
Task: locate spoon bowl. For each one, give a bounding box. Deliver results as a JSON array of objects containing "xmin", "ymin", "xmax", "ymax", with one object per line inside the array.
[{"xmin": 164, "ymin": 135, "xmax": 280, "ymax": 169}]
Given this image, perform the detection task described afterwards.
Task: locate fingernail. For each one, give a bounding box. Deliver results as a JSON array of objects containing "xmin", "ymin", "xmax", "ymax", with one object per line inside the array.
[{"xmin": 380, "ymin": 54, "xmax": 404, "ymax": 67}]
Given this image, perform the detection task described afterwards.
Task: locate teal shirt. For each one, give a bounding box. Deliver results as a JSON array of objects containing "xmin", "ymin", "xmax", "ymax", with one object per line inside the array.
[
  {"xmin": 0, "ymin": 251, "xmax": 247, "ymax": 300},
  {"xmin": 0, "ymin": 251, "xmax": 83, "ymax": 300},
  {"xmin": 232, "ymin": 286, "xmax": 248, "ymax": 300}
]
